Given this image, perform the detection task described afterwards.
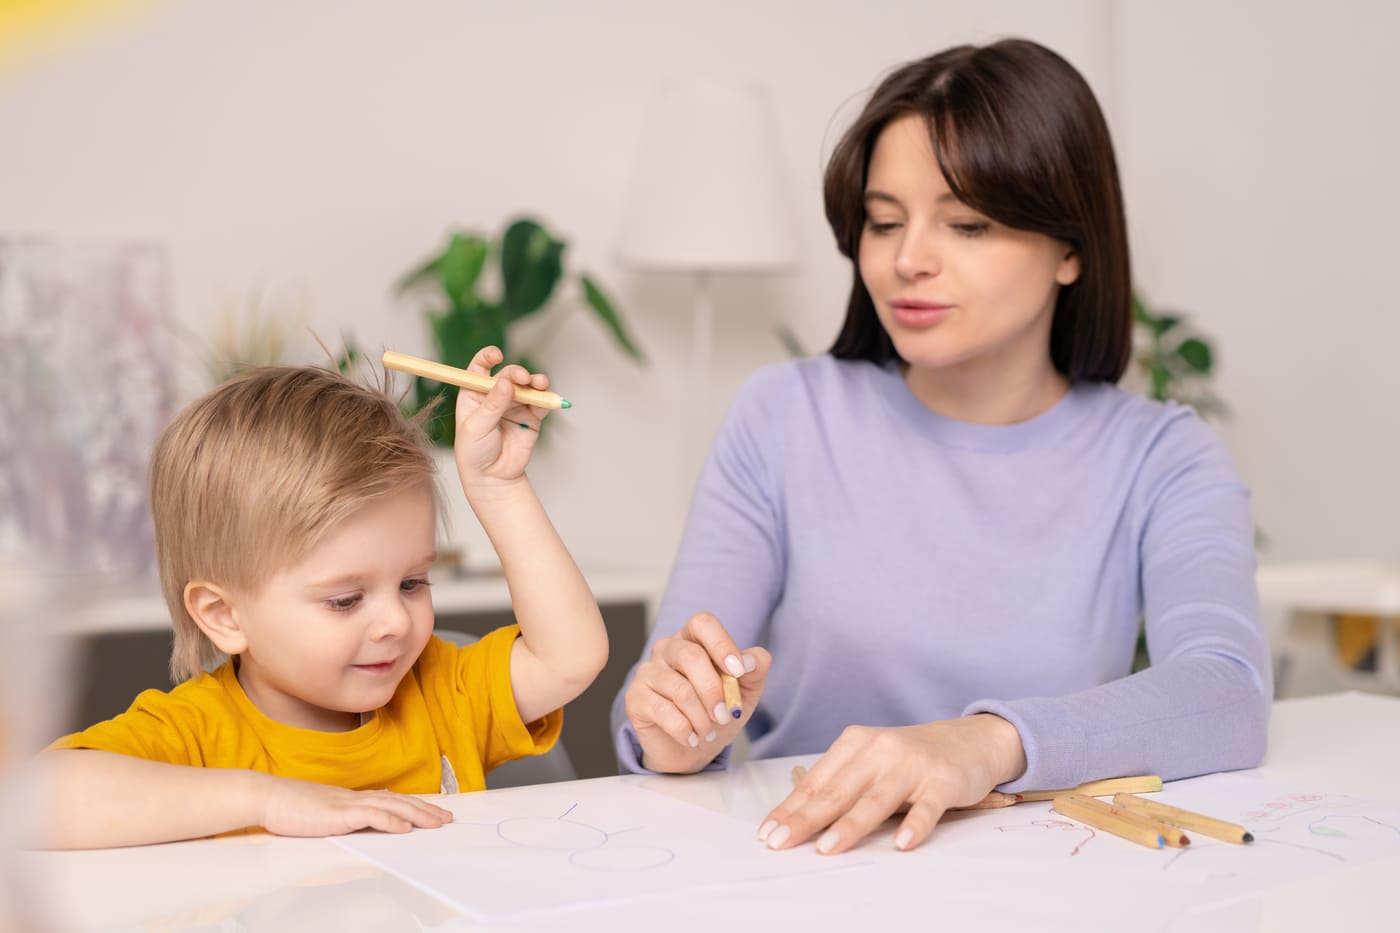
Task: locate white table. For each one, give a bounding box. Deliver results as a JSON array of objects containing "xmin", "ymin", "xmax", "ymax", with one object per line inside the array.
[{"xmin": 13, "ymin": 692, "xmax": 1399, "ymax": 932}]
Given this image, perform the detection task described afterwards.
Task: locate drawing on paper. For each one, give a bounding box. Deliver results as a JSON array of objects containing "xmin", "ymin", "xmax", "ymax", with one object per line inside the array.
[{"xmin": 450, "ymin": 801, "xmax": 677, "ymax": 871}]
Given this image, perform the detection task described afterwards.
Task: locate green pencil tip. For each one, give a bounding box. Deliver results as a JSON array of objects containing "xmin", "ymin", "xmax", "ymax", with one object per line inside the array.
[{"xmin": 560, "ymin": 399, "xmax": 572, "ymax": 409}]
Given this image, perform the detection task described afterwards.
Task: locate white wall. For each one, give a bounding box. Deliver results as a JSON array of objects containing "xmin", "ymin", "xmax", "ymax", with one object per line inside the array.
[
  {"xmin": 3, "ymin": 0, "xmax": 1390, "ymax": 593},
  {"xmin": 0, "ymin": 0, "xmax": 1110, "ymax": 586},
  {"xmin": 1117, "ymin": 0, "xmax": 1400, "ymax": 563}
]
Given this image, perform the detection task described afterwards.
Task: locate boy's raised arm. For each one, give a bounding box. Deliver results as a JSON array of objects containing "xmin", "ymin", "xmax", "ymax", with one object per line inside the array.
[
  {"xmin": 452, "ymin": 348, "xmax": 609, "ymax": 725},
  {"xmin": 36, "ymin": 749, "xmax": 451, "ymax": 849}
]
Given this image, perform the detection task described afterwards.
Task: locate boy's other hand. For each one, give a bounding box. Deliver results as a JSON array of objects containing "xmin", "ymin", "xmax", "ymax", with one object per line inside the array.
[
  {"xmin": 453, "ymin": 345, "xmax": 548, "ymax": 489},
  {"xmin": 260, "ymin": 776, "xmax": 454, "ymax": 837}
]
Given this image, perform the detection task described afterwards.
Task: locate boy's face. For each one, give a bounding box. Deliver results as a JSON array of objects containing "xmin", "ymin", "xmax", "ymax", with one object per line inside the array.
[{"xmin": 231, "ymin": 485, "xmax": 437, "ymax": 732}]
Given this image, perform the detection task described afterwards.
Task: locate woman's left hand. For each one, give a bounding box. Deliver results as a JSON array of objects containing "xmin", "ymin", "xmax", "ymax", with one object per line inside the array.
[{"xmin": 758, "ymin": 714, "xmax": 1027, "ymax": 855}]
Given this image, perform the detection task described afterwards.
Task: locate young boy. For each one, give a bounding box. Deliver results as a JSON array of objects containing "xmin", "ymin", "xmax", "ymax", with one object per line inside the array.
[{"xmin": 39, "ymin": 346, "xmax": 608, "ymax": 848}]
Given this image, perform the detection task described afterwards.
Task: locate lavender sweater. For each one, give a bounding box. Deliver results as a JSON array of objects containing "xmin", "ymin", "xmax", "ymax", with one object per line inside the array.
[{"xmin": 612, "ymin": 356, "xmax": 1271, "ymax": 791}]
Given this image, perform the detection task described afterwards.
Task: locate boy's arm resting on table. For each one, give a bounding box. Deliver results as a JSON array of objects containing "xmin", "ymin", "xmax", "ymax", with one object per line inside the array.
[{"xmin": 34, "ymin": 749, "xmax": 452, "ymax": 849}]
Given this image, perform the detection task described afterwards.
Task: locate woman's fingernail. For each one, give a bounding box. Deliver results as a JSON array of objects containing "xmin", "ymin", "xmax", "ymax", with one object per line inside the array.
[
  {"xmin": 724, "ymin": 655, "xmax": 744, "ymax": 677},
  {"xmin": 766, "ymin": 824, "xmax": 791, "ymax": 849},
  {"xmin": 757, "ymin": 819, "xmax": 777, "ymax": 841},
  {"xmin": 895, "ymin": 829, "xmax": 914, "ymax": 850},
  {"xmin": 687, "ymin": 732, "xmax": 699, "ymax": 748},
  {"xmin": 705, "ymin": 730, "xmax": 717, "ymax": 743},
  {"xmin": 712, "ymin": 702, "xmax": 728, "ymax": 724},
  {"xmin": 742, "ymin": 653, "xmax": 757, "ymax": 672},
  {"xmin": 816, "ymin": 829, "xmax": 840, "ymax": 854}
]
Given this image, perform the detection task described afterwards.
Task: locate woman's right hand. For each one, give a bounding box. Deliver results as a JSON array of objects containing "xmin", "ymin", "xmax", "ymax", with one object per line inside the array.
[{"xmin": 623, "ymin": 611, "xmax": 771, "ymax": 773}]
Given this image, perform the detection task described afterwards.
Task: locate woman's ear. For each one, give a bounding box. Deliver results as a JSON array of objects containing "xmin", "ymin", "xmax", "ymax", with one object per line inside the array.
[
  {"xmin": 184, "ymin": 581, "xmax": 248, "ymax": 656},
  {"xmin": 1056, "ymin": 248, "xmax": 1082, "ymax": 286}
]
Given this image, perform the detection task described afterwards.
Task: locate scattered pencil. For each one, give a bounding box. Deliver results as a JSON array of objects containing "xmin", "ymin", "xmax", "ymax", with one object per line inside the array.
[
  {"xmin": 381, "ymin": 350, "xmax": 571, "ymax": 411},
  {"xmin": 1052, "ymin": 794, "xmax": 1175, "ymax": 850},
  {"xmin": 1017, "ymin": 775, "xmax": 1163, "ymax": 802},
  {"xmin": 1113, "ymin": 793, "xmax": 1254, "ymax": 844},
  {"xmin": 721, "ymin": 673, "xmax": 743, "ymax": 719}
]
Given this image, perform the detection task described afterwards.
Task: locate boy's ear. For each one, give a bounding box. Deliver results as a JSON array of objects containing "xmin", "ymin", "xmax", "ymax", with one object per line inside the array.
[{"xmin": 184, "ymin": 581, "xmax": 248, "ymax": 656}]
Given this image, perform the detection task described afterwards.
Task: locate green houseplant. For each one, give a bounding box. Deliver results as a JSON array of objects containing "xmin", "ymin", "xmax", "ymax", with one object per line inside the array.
[
  {"xmin": 1131, "ymin": 293, "xmax": 1225, "ymax": 418},
  {"xmin": 390, "ymin": 216, "xmax": 644, "ymax": 446}
]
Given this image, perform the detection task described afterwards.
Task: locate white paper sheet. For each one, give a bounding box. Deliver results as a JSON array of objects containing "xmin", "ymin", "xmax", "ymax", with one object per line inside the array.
[
  {"xmin": 898, "ymin": 770, "xmax": 1400, "ymax": 906},
  {"xmin": 331, "ymin": 779, "xmax": 868, "ymax": 920}
]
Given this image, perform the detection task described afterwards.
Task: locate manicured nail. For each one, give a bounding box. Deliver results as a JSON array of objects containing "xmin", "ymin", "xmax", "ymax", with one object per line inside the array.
[
  {"xmin": 816, "ymin": 829, "xmax": 840, "ymax": 854},
  {"xmin": 766, "ymin": 825, "xmax": 791, "ymax": 849},
  {"xmin": 704, "ymin": 730, "xmax": 717, "ymax": 743},
  {"xmin": 724, "ymin": 655, "xmax": 744, "ymax": 677},
  {"xmin": 742, "ymin": 654, "xmax": 757, "ymax": 672},
  {"xmin": 895, "ymin": 829, "xmax": 913, "ymax": 850},
  {"xmin": 757, "ymin": 819, "xmax": 777, "ymax": 841},
  {"xmin": 687, "ymin": 731, "xmax": 699, "ymax": 747},
  {"xmin": 713, "ymin": 703, "xmax": 728, "ymax": 724}
]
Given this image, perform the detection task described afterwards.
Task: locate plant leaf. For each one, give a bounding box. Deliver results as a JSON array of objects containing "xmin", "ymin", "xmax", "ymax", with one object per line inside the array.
[
  {"xmin": 1177, "ymin": 337, "xmax": 1213, "ymax": 373},
  {"xmin": 500, "ymin": 218, "xmax": 564, "ymax": 320},
  {"xmin": 580, "ymin": 274, "xmax": 644, "ymax": 362},
  {"xmin": 1149, "ymin": 363, "xmax": 1171, "ymax": 401},
  {"xmin": 395, "ymin": 254, "xmax": 442, "ymax": 295},
  {"xmin": 440, "ymin": 233, "xmax": 488, "ymax": 307}
]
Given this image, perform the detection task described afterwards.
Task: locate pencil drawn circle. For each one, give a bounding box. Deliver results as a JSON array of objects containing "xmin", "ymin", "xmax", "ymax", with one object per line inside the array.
[{"xmin": 496, "ymin": 817, "xmax": 608, "ymax": 851}]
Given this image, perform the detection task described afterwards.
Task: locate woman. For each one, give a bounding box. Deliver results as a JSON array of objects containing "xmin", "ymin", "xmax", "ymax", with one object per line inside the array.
[{"xmin": 610, "ymin": 38, "xmax": 1269, "ymax": 855}]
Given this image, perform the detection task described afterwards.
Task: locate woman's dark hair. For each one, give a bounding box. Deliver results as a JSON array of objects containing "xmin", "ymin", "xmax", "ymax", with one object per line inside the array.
[{"xmin": 825, "ymin": 39, "xmax": 1131, "ymax": 382}]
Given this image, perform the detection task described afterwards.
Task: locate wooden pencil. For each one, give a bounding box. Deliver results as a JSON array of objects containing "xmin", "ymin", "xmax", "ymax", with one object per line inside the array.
[
  {"xmin": 721, "ymin": 673, "xmax": 743, "ymax": 719},
  {"xmin": 381, "ymin": 350, "xmax": 571, "ymax": 410},
  {"xmin": 1052, "ymin": 794, "xmax": 1173, "ymax": 850},
  {"xmin": 1017, "ymin": 775, "xmax": 1163, "ymax": 802},
  {"xmin": 1113, "ymin": 793, "xmax": 1253, "ymax": 844}
]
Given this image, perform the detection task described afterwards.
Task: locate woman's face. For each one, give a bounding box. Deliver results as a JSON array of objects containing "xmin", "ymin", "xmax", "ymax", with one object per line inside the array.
[{"xmin": 858, "ymin": 114, "xmax": 1079, "ymax": 391}]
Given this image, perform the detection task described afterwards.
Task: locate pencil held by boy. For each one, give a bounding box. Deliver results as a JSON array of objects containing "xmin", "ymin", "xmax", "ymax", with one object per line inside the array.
[{"xmin": 36, "ymin": 346, "xmax": 607, "ymax": 849}]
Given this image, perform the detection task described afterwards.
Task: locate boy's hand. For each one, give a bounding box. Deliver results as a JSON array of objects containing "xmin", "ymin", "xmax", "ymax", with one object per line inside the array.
[
  {"xmin": 454, "ymin": 345, "xmax": 550, "ymax": 489},
  {"xmin": 260, "ymin": 775, "xmax": 454, "ymax": 837}
]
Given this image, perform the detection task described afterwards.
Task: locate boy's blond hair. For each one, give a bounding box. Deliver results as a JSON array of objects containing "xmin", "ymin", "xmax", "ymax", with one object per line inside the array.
[{"xmin": 150, "ymin": 365, "xmax": 440, "ymax": 682}]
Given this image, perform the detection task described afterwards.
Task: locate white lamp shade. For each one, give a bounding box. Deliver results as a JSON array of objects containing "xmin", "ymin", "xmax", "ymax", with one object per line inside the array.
[{"xmin": 616, "ymin": 78, "xmax": 799, "ymax": 272}]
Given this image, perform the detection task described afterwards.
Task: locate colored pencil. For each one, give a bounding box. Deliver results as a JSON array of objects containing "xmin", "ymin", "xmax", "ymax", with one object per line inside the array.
[
  {"xmin": 381, "ymin": 350, "xmax": 571, "ymax": 410},
  {"xmin": 1113, "ymin": 793, "xmax": 1253, "ymax": 844},
  {"xmin": 1052, "ymin": 794, "xmax": 1173, "ymax": 849},
  {"xmin": 1017, "ymin": 775, "xmax": 1163, "ymax": 802},
  {"xmin": 721, "ymin": 673, "xmax": 743, "ymax": 719}
]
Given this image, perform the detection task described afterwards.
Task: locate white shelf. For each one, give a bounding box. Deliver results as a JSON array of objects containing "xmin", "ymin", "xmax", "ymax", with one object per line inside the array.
[
  {"xmin": 61, "ymin": 565, "xmax": 662, "ymax": 637},
  {"xmin": 1257, "ymin": 560, "xmax": 1400, "ymax": 616}
]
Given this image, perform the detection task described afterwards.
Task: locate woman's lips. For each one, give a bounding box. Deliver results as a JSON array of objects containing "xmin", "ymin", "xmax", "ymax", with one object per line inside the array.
[{"xmin": 891, "ymin": 300, "xmax": 953, "ymax": 328}]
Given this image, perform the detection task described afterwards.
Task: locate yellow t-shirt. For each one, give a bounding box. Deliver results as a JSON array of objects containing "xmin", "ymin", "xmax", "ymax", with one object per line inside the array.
[{"xmin": 48, "ymin": 626, "xmax": 561, "ymax": 794}]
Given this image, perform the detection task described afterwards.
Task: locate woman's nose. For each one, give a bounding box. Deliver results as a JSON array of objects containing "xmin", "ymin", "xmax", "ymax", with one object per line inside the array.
[{"xmin": 894, "ymin": 231, "xmax": 939, "ymax": 280}]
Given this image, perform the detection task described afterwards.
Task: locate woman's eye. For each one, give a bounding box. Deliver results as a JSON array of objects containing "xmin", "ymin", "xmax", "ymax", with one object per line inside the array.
[
  {"xmin": 951, "ymin": 222, "xmax": 990, "ymax": 237},
  {"xmin": 865, "ymin": 220, "xmax": 902, "ymax": 235}
]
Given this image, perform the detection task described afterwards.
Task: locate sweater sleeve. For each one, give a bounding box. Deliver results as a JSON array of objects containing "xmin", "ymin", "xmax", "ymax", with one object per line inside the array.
[
  {"xmin": 611, "ymin": 367, "xmax": 790, "ymax": 773},
  {"xmin": 963, "ymin": 412, "xmax": 1272, "ymax": 792}
]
